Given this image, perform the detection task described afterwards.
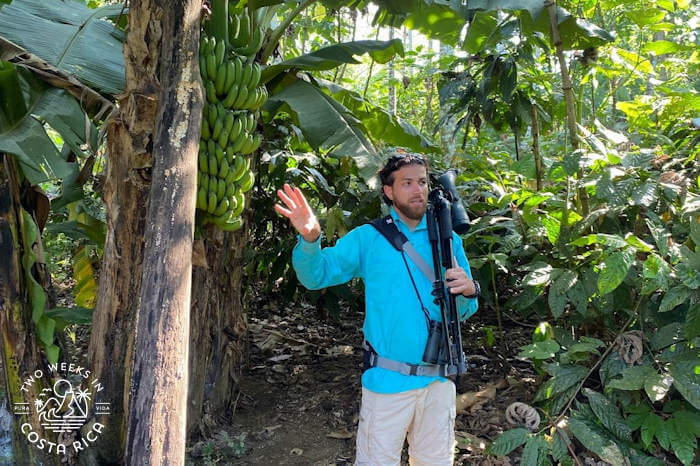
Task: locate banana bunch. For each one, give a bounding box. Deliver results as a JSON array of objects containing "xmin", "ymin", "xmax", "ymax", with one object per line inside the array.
[{"xmin": 197, "ymin": 4, "xmax": 267, "ymax": 232}]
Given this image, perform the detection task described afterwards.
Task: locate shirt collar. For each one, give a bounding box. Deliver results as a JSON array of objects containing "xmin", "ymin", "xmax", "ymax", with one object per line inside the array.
[{"xmin": 390, "ymin": 206, "xmax": 427, "ymax": 232}]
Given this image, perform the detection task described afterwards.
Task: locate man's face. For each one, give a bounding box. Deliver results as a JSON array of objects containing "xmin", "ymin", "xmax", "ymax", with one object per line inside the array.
[{"xmin": 383, "ymin": 164, "xmax": 429, "ymax": 222}]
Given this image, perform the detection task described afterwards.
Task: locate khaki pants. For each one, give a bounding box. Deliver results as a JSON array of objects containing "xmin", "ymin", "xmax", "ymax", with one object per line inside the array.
[{"xmin": 355, "ymin": 380, "xmax": 456, "ymax": 466}]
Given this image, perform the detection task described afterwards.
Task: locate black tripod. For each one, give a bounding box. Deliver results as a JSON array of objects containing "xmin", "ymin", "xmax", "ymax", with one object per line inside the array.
[{"xmin": 421, "ymin": 186, "xmax": 468, "ymax": 378}]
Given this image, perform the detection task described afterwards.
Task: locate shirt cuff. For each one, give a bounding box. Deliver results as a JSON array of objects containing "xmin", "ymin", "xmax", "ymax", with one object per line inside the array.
[{"xmin": 297, "ymin": 233, "xmax": 321, "ymax": 252}]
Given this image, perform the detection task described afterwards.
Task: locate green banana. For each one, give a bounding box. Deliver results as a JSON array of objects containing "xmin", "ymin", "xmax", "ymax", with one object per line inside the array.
[
  {"xmin": 214, "ymin": 60, "xmax": 227, "ymax": 95},
  {"xmin": 218, "ymin": 216, "xmax": 243, "ymax": 232},
  {"xmin": 239, "ymin": 64, "xmax": 253, "ymax": 89},
  {"xmin": 230, "ymin": 190, "xmax": 245, "ymax": 216},
  {"xmin": 230, "ymin": 130, "xmax": 247, "ymax": 152},
  {"xmin": 217, "ymin": 128, "xmax": 229, "ymax": 148},
  {"xmin": 228, "ymin": 14, "xmax": 239, "ymax": 46},
  {"xmin": 234, "ymin": 26, "xmax": 263, "ymax": 56},
  {"xmin": 217, "ymin": 178, "xmax": 226, "ymax": 201},
  {"xmin": 197, "ymin": 187, "xmax": 208, "ymax": 210},
  {"xmin": 223, "ymin": 111, "xmax": 235, "ymax": 134},
  {"xmin": 228, "ymin": 155, "xmax": 247, "ymax": 182},
  {"xmin": 238, "ymin": 169, "xmax": 254, "ymax": 192},
  {"xmin": 206, "ymin": 81, "xmax": 217, "ymax": 104},
  {"xmin": 208, "ymin": 152, "xmax": 218, "ymax": 176},
  {"xmin": 231, "ymin": 12, "xmax": 250, "ymax": 49},
  {"xmin": 214, "ymin": 197, "xmax": 229, "ymax": 216},
  {"xmin": 225, "ymin": 180, "xmax": 236, "ymax": 197},
  {"xmin": 199, "ymin": 55, "xmax": 208, "ymax": 81},
  {"xmin": 206, "ymin": 54, "xmax": 218, "ymax": 82},
  {"xmin": 207, "ymin": 140, "xmax": 216, "ymax": 159},
  {"xmin": 226, "ymin": 147, "xmax": 236, "ymax": 165},
  {"xmin": 233, "ymin": 57, "xmax": 242, "ymax": 84},
  {"xmin": 241, "ymin": 87, "xmax": 257, "ymax": 110},
  {"xmin": 222, "ymin": 84, "xmax": 239, "ymax": 108},
  {"xmin": 239, "ymin": 133, "xmax": 254, "ymax": 154},
  {"xmin": 205, "ymin": 35, "xmax": 216, "ymax": 55},
  {"xmin": 232, "ymin": 86, "xmax": 248, "ymax": 109},
  {"xmin": 207, "ymin": 103, "xmax": 217, "ymax": 129},
  {"xmin": 247, "ymin": 63, "xmax": 261, "ymax": 90},
  {"xmin": 215, "ymin": 146, "xmax": 225, "ymax": 165},
  {"xmin": 201, "ymin": 118, "xmax": 211, "ymax": 140},
  {"xmin": 214, "ymin": 39, "xmax": 225, "ymax": 67},
  {"xmin": 207, "ymin": 192, "xmax": 218, "ymax": 214},
  {"xmin": 223, "ymin": 61, "xmax": 236, "ymax": 93},
  {"xmin": 212, "ymin": 118, "xmax": 223, "ymax": 140},
  {"xmin": 199, "ymin": 152, "xmax": 209, "ymax": 174},
  {"xmin": 228, "ymin": 117, "xmax": 243, "ymax": 145}
]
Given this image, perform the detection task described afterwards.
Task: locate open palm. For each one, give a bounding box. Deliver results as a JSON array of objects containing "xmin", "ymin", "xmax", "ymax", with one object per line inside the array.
[{"xmin": 274, "ymin": 184, "xmax": 321, "ymax": 242}]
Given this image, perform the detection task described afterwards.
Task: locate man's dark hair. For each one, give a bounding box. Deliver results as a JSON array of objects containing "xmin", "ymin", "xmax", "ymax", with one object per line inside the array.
[{"xmin": 378, "ymin": 150, "xmax": 429, "ymax": 205}]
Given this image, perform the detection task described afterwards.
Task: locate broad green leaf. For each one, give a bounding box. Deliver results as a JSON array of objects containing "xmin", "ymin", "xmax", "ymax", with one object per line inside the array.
[
  {"xmin": 552, "ymin": 428, "xmax": 570, "ymax": 461},
  {"xmin": 626, "ymin": 8, "xmax": 665, "ymax": 26},
  {"xmin": 624, "ymin": 234, "xmax": 653, "ymax": 252},
  {"xmin": 568, "ymin": 418, "xmax": 626, "ymax": 466},
  {"xmin": 36, "ymin": 314, "xmax": 56, "ymax": 346},
  {"xmin": 267, "ymin": 77, "xmax": 381, "ymax": 182},
  {"xmin": 488, "ymin": 428, "xmax": 530, "ymax": 456},
  {"xmin": 534, "ymin": 364, "xmax": 587, "ymax": 401},
  {"xmin": 0, "ymin": 67, "xmax": 77, "ymax": 184},
  {"xmin": 583, "ymin": 389, "xmax": 633, "ymax": 442},
  {"xmin": 462, "ymin": 11, "xmax": 499, "ymax": 53},
  {"xmin": 650, "ymin": 323, "xmax": 684, "ymax": 351},
  {"xmin": 597, "ymin": 249, "xmax": 635, "ymax": 296},
  {"xmin": 542, "ymin": 215, "xmax": 560, "ymax": 245},
  {"xmin": 549, "ymin": 270, "xmax": 577, "ymax": 318},
  {"xmin": 659, "ymin": 286, "xmax": 692, "ymax": 312},
  {"xmin": 45, "ymin": 306, "xmax": 93, "ymax": 325},
  {"xmin": 642, "ymin": 253, "xmax": 671, "ymax": 293},
  {"xmin": 641, "ymin": 412, "xmax": 662, "ymax": 449},
  {"xmin": 523, "ymin": 263, "xmax": 554, "ymax": 286},
  {"xmin": 643, "ymin": 371, "xmax": 673, "ymax": 402},
  {"xmin": 668, "ymin": 360, "xmax": 700, "ymax": 410},
  {"xmin": 262, "ymin": 39, "xmax": 404, "ymax": 83},
  {"xmin": 521, "ymin": 435, "xmax": 548, "ymax": 465},
  {"xmin": 611, "ymin": 48, "xmax": 654, "ymax": 75},
  {"xmin": 607, "ymin": 365, "xmax": 656, "ymax": 391},
  {"xmin": 667, "ymin": 418, "xmax": 696, "ymax": 465},
  {"xmin": 570, "ymin": 233, "xmax": 628, "ymax": 249},
  {"xmin": 685, "ymin": 302, "xmax": 700, "ymax": 340},
  {"xmin": 322, "ymin": 80, "xmax": 439, "ymax": 153},
  {"xmin": 642, "ymin": 40, "xmax": 686, "ymax": 55},
  {"xmin": 560, "ymin": 337, "xmax": 605, "ymax": 363},
  {"xmin": 599, "ymin": 351, "xmax": 627, "ymax": 386},
  {"xmin": 518, "ymin": 340, "xmax": 560, "ymax": 359},
  {"xmin": 0, "ymin": 0, "xmax": 125, "ymax": 94}
]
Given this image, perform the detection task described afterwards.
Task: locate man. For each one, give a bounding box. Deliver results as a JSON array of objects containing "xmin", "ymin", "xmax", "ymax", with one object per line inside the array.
[{"xmin": 274, "ymin": 152, "xmax": 478, "ymax": 465}]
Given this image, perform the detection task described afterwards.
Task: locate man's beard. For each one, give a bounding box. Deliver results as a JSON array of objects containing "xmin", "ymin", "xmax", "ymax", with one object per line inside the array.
[{"xmin": 394, "ymin": 196, "xmax": 427, "ymax": 221}]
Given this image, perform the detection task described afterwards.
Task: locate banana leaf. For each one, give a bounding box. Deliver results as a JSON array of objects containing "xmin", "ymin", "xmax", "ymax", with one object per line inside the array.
[
  {"xmin": 262, "ymin": 39, "xmax": 404, "ymax": 84},
  {"xmin": 0, "ymin": 0, "xmax": 125, "ymax": 95},
  {"xmin": 0, "ymin": 63, "xmax": 92, "ymax": 185},
  {"xmin": 266, "ymin": 75, "xmax": 382, "ymax": 183},
  {"xmin": 319, "ymin": 79, "xmax": 440, "ymax": 154}
]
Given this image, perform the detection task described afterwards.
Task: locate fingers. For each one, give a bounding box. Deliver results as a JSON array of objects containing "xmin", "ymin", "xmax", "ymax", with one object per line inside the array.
[
  {"xmin": 294, "ymin": 186, "xmax": 312, "ymax": 212},
  {"xmin": 445, "ymin": 267, "xmax": 467, "ymax": 281},
  {"xmin": 274, "ymin": 203, "xmax": 291, "ymax": 218},
  {"xmin": 277, "ymin": 185, "xmax": 297, "ymax": 209}
]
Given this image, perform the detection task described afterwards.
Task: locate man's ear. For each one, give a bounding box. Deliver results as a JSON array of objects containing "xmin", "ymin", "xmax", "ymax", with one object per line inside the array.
[{"xmin": 383, "ymin": 184, "xmax": 393, "ymax": 202}]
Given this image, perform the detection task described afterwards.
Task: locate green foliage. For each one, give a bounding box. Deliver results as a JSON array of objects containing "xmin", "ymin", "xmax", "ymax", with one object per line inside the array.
[{"xmin": 0, "ymin": 0, "xmax": 125, "ymax": 94}]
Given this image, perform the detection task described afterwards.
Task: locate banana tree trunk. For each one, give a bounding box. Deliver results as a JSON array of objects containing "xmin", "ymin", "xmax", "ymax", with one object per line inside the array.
[
  {"xmin": 545, "ymin": 0, "xmax": 589, "ymax": 218},
  {"xmin": 123, "ymin": 0, "xmax": 202, "ymax": 463},
  {"xmin": 80, "ymin": 1, "xmax": 162, "ymax": 462},
  {"xmin": 0, "ymin": 154, "xmax": 57, "ymax": 465},
  {"xmin": 187, "ymin": 227, "xmax": 248, "ymax": 437}
]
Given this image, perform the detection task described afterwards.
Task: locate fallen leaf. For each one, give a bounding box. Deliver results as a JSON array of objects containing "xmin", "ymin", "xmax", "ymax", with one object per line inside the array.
[
  {"xmin": 455, "ymin": 430, "xmax": 488, "ymax": 452},
  {"xmin": 456, "ymin": 385, "xmax": 496, "ymax": 414},
  {"xmin": 327, "ymin": 428, "xmax": 353, "ymax": 440}
]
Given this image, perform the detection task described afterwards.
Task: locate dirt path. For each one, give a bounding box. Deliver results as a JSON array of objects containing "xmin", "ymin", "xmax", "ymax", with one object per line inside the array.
[{"xmin": 187, "ymin": 301, "xmax": 537, "ymax": 465}]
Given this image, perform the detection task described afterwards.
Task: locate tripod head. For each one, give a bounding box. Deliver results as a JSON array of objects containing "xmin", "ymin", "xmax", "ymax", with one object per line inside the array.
[{"xmin": 429, "ymin": 169, "xmax": 470, "ymax": 235}]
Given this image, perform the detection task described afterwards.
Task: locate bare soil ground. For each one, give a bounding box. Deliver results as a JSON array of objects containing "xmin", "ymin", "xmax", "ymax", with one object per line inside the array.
[{"xmin": 186, "ymin": 297, "xmax": 539, "ymax": 466}]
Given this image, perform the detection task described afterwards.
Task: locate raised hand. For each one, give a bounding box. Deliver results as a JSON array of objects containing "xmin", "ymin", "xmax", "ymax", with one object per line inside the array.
[{"xmin": 274, "ymin": 183, "xmax": 321, "ymax": 242}]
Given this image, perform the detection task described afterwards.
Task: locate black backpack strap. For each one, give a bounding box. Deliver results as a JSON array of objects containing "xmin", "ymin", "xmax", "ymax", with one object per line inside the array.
[{"xmin": 369, "ymin": 215, "xmax": 407, "ymax": 251}]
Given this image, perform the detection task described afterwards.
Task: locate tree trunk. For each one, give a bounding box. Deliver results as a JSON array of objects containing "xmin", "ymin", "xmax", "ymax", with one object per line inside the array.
[
  {"xmin": 531, "ymin": 104, "xmax": 543, "ymax": 191},
  {"xmin": 124, "ymin": 0, "xmax": 202, "ymax": 463},
  {"xmin": 0, "ymin": 154, "xmax": 56, "ymax": 465},
  {"xmin": 187, "ymin": 227, "xmax": 248, "ymax": 437},
  {"xmin": 545, "ymin": 0, "xmax": 589, "ymax": 219},
  {"xmin": 80, "ymin": 1, "xmax": 162, "ymax": 463}
]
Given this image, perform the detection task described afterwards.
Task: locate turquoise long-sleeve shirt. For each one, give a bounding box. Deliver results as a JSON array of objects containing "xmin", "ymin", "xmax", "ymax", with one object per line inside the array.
[{"xmin": 292, "ymin": 207, "xmax": 478, "ymax": 394}]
